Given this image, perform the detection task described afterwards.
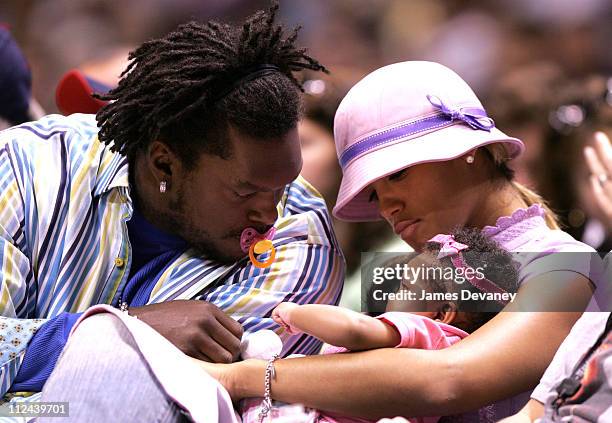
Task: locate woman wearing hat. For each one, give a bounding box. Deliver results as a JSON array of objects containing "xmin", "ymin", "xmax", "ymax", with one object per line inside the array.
[{"xmin": 196, "ymin": 61, "xmax": 603, "ymax": 421}]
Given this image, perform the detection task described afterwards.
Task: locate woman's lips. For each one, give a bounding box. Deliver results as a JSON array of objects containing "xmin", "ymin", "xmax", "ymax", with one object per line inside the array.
[{"xmin": 394, "ymin": 219, "xmax": 420, "ymax": 241}]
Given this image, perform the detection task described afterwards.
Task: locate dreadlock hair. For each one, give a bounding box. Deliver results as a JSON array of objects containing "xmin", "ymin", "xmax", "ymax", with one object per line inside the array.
[{"xmin": 95, "ymin": 1, "xmax": 327, "ymax": 169}]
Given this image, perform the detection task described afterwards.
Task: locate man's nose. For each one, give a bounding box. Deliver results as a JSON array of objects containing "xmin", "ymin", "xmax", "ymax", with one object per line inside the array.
[{"xmin": 248, "ymin": 192, "xmax": 279, "ymax": 227}]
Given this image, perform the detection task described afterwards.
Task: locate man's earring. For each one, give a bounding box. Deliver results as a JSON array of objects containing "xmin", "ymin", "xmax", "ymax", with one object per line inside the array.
[
  {"xmin": 466, "ymin": 155, "xmax": 475, "ymax": 164},
  {"xmin": 159, "ymin": 181, "xmax": 167, "ymax": 193}
]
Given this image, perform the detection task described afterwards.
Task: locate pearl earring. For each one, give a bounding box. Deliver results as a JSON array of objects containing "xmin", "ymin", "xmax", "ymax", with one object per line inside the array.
[
  {"xmin": 466, "ymin": 155, "xmax": 474, "ymax": 164},
  {"xmin": 159, "ymin": 181, "xmax": 167, "ymax": 193}
]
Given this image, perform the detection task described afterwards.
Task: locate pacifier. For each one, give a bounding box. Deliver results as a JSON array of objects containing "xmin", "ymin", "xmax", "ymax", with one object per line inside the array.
[
  {"xmin": 241, "ymin": 226, "xmax": 277, "ymax": 268},
  {"xmin": 240, "ymin": 226, "xmax": 276, "ymax": 253}
]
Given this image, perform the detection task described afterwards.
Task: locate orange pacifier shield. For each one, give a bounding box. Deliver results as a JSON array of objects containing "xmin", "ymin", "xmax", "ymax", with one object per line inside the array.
[{"xmin": 249, "ymin": 239, "xmax": 276, "ymax": 268}]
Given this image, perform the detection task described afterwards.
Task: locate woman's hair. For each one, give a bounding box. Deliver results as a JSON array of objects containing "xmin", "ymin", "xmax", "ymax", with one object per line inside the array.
[
  {"xmin": 95, "ymin": 2, "xmax": 326, "ymax": 168},
  {"xmin": 483, "ymin": 143, "xmax": 561, "ymax": 229},
  {"xmin": 422, "ymin": 227, "xmax": 519, "ymax": 332}
]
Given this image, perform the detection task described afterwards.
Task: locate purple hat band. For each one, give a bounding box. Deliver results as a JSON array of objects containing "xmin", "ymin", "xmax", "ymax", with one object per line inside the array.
[{"xmin": 339, "ymin": 95, "xmax": 495, "ymax": 170}]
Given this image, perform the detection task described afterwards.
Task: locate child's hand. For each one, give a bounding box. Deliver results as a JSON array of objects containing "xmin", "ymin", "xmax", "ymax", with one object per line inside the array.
[{"xmin": 272, "ymin": 302, "xmax": 301, "ymax": 334}]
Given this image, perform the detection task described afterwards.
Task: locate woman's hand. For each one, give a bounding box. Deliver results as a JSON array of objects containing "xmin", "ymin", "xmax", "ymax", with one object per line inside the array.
[
  {"xmin": 272, "ymin": 302, "xmax": 301, "ymax": 334},
  {"xmin": 190, "ymin": 356, "xmax": 267, "ymax": 402},
  {"xmin": 189, "ymin": 357, "xmax": 239, "ymax": 399},
  {"xmin": 584, "ymin": 131, "xmax": 612, "ymax": 225}
]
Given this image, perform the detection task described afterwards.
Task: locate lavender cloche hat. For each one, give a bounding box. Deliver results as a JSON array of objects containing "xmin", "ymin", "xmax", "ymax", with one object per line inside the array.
[{"xmin": 332, "ymin": 61, "xmax": 525, "ymax": 221}]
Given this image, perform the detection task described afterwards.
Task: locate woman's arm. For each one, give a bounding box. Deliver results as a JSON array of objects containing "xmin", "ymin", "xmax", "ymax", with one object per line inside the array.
[
  {"xmin": 230, "ymin": 312, "xmax": 580, "ymax": 419},
  {"xmin": 273, "ymin": 303, "xmax": 400, "ymax": 350},
  {"xmin": 198, "ymin": 272, "xmax": 591, "ymax": 419}
]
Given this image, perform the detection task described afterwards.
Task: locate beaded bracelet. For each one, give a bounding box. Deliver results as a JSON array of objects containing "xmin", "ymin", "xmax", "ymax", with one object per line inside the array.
[{"xmin": 258, "ymin": 354, "xmax": 280, "ymax": 422}]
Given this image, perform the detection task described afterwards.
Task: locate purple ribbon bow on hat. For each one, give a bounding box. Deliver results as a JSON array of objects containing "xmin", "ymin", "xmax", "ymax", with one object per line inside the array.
[
  {"xmin": 429, "ymin": 234, "xmax": 469, "ymax": 259},
  {"xmin": 427, "ymin": 95, "xmax": 495, "ymax": 132}
]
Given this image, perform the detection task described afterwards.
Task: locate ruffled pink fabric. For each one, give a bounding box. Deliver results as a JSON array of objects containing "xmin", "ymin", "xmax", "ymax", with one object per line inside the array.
[
  {"xmin": 481, "ymin": 204, "xmax": 547, "ymax": 249},
  {"xmin": 482, "ymin": 203, "xmax": 545, "ymax": 238}
]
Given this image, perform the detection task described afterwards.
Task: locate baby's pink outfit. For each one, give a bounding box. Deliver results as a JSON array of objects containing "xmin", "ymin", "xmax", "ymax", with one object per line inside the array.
[{"xmin": 240, "ymin": 312, "xmax": 468, "ymax": 423}]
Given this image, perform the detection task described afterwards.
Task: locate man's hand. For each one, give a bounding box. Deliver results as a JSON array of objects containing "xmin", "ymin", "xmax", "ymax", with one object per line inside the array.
[{"xmin": 129, "ymin": 300, "xmax": 243, "ymax": 363}]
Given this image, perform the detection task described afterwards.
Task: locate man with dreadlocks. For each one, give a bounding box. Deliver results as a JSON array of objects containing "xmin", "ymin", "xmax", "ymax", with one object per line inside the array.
[{"xmin": 0, "ymin": 3, "xmax": 343, "ymax": 419}]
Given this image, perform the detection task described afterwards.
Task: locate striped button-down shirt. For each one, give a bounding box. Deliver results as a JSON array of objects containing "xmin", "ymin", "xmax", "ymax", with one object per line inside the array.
[{"xmin": 0, "ymin": 114, "xmax": 344, "ymax": 402}]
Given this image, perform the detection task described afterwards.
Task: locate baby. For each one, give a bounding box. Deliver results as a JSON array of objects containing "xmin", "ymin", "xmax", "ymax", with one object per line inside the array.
[{"xmin": 241, "ymin": 227, "xmax": 519, "ymax": 423}]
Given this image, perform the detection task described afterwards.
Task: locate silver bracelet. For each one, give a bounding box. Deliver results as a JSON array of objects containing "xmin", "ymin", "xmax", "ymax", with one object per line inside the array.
[
  {"xmin": 258, "ymin": 354, "xmax": 280, "ymax": 423},
  {"xmin": 119, "ymin": 301, "xmax": 138, "ymax": 319}
]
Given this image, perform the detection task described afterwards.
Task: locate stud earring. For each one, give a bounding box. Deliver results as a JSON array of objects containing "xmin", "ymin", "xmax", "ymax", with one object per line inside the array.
[
  {"xmin": 466, "ymin": 155, "xmax": 474, "ymax": 164},
  {"xmin": 159, "ymin": 181, "xmax": 167, "ymax": 193}
]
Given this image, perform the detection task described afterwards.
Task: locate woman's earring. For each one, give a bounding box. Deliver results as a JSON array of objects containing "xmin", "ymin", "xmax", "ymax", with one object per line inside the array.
[
  {"xmin": 159, "ymin": 181, "xmax": 167, "ymax": 193},
  {"xmin": 466, "ymin": 155, "xmax": 475, "ymax": 164}
]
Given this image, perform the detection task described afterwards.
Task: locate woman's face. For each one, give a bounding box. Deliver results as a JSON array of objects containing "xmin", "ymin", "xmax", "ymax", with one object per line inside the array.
[{"xmin": 370, "ymin": 157, "xmax": 481, "ymax": 251}]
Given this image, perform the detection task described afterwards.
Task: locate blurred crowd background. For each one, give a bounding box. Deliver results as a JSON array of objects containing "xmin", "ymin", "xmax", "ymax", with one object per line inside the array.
[{"xmin": 1, "ymin": 0, "xmax": 611, "ymax": 308}]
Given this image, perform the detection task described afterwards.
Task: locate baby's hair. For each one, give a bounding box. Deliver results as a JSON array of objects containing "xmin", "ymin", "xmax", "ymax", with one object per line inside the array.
[
  {"xmin": 422, "ymin": 227, "xmax": 519, "ymax": 332},
  {"xmin": 365, "ymin": 228, "xmax": 519, "ymax": 332}
]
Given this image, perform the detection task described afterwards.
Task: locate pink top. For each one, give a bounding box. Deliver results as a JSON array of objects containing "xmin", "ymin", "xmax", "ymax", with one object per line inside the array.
[
  {"xmin": 441, "ymin": 203, "xmax": 605, "ymax": 423},
  {"xmin": 323, "ymin": 312, "xmax": 467, "ymax": 355},
  {"xmin": 319, "ymin": 313, "xmax": 468, "ymax": 423},
  {"xmin": 482, "ymin": 204, "xmax": 599, "ymax": 285}
]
